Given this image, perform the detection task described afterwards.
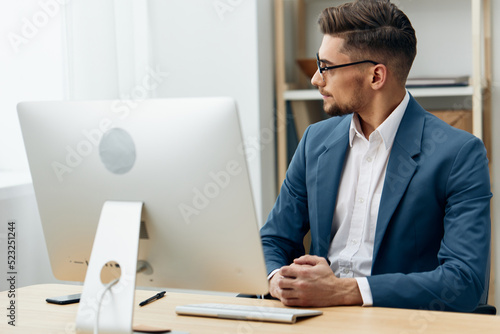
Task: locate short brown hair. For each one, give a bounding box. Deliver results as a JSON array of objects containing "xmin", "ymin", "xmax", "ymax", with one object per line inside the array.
[{"xmin": 318, "ymin": 0, "xmax": 416, "ymax": 85}]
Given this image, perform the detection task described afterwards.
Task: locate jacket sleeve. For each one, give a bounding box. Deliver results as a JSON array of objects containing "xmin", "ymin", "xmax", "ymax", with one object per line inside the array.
[
  {"xmin": 260, "ymin": 127, "xmax": 312, "ymax": 275},
  {"xmin": 367, "ymin": 136, "xmax": 492, "ymax": 312}
]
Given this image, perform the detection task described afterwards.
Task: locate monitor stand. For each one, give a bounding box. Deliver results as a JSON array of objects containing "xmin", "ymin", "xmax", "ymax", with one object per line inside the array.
[{"xmin": 75, "ymin": 201, "xmax": 143, "ymax": 334}]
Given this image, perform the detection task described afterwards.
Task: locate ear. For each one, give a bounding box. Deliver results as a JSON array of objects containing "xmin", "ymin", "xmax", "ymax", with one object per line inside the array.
[{"xmin": 370, "ymin": 64, "xmax": 387, "ymax": 90}]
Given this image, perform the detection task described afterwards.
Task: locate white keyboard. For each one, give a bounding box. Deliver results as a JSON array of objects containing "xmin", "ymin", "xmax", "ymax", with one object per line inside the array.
[{"xmin": 175, "ymin": 303, "xmax": 323, "ymax": 323}]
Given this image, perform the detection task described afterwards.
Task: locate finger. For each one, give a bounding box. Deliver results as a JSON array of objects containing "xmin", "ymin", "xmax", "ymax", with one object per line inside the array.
[
  {"xmin": 293, "ymin": 255, "xmax": 326, "ymax": 266},
  {"xmin": 277, "ymin": 275, "xmax": 296, "ymax": 290},
  {"xmin": 280, "ymin": 290, "xmax": 307, "ymax": 307},
  {"xmin": 293, "ymin": 254, "xmax": 320, "ymax": 265},
  {"xmin": 294, "ymin": 254, "xmax": 316, "ymax": 262},
  {"xmin": 269, "ymin": 284, "xmax": 282, "ymax": 300},
  {"xmin": 280, "ymin": 287, "xmax": 299, "ymax": 300},
  {"xmin": 281, "ymin": 297, "xmax": 303, "ymax": 307},
  {"xmin": 279, "ymin": 266, "xmax": 298, "ymax": 278},
  {"xmin": 269, "ymin": 275, "xmax": 284, "ymax": 299}
]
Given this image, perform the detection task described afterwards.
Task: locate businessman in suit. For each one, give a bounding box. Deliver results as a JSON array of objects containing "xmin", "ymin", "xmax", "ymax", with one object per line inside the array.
[{"xmin": 260, "ymin": 0, "xmax": 491, "ymax": 312}]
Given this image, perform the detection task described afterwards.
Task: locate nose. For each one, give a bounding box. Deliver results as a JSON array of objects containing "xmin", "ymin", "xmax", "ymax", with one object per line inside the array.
[{"xmin": 311, "ymin": 70, "xmax": 325, "ymax": 87}]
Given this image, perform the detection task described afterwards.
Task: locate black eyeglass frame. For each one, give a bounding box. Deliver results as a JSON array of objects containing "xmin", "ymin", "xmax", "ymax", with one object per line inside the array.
[{"xmin": 316, "ymin": 53, "xmax": 379, "ymax": 80}]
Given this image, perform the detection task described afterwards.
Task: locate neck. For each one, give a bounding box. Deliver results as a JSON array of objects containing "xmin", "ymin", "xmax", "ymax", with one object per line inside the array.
[{"xmin": 358, "ymin": 86, "xmax": 406, "ymax": 138}]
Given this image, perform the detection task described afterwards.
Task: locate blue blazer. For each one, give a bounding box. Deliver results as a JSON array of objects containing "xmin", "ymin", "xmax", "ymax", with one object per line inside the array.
[{"xmin": 260, "ymin": 95, "xmax": 491, "ymax": 312}]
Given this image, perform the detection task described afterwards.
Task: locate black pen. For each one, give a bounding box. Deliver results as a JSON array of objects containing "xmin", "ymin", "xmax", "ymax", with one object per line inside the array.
[{"xmin": 139, "ymin": 291, "xmax": 166, "ymax": 307}]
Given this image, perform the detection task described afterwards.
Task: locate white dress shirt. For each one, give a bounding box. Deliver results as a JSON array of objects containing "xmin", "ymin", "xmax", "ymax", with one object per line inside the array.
[{"xmin": 328, "ymin": 91, "xmax": 409, "ymax": 306}]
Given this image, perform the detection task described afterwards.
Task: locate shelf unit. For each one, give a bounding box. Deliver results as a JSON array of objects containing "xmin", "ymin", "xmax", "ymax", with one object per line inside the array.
[{"xmin": 274, "ymin": 0, "xmax": 491, "ymax": 185}]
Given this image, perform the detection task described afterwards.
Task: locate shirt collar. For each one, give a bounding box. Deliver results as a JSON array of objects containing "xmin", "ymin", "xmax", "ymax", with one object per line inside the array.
[{"xmin": 349, "ymin": 90, "xmax": 410, "ymax": 150}]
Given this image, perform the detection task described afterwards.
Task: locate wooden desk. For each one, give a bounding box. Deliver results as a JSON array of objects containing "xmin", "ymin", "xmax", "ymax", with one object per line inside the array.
[{"xmin": 1, "ymin": 284, "xmax": 499, "ymax": 333}]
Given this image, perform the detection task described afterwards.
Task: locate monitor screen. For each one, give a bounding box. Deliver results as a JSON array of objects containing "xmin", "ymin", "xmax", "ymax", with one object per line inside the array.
[{"xmin": 17, "ymin": 97, "xmax": 268, "ymax": 295}]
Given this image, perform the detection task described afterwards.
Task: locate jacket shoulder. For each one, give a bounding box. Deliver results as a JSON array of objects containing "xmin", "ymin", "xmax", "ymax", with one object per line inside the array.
[{"xmin": 302, "ymin": 115, "xmax": 351, "ymax": 144}]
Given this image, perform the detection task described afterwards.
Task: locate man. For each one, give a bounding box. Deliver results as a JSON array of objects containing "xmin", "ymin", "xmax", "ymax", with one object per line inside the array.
[{"xmin": 260, "ymin": 0, "xmax": 491, "ymax": 312}]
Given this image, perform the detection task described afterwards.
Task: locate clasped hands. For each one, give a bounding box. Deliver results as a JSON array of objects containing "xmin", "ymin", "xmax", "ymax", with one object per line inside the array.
[{"xmin": 269, "ymin": 255, "xmax": 362, "ymax": 307}]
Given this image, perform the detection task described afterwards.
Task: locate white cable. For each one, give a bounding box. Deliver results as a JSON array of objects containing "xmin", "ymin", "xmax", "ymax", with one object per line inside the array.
[{"xmin": 94, "ymin": 278, "xmax": 120, "ymax": 334}]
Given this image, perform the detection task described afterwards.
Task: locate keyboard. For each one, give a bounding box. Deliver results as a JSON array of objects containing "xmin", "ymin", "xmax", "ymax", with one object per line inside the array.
[{"xmin": 175, "ymin": 303, "xmax": 323, "ymax": 323}]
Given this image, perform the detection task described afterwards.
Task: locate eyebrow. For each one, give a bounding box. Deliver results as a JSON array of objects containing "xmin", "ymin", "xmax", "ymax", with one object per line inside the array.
[{"xmin": 318, "ymin": 56, "xmax": 335, "ymax": 66}]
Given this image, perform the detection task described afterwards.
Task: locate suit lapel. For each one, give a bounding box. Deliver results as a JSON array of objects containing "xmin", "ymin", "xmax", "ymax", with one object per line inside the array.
[
  {"xmin": 313, "ymin": 116, "xmax": 350, "ymax": 257},
  {"xmin": 372, "ymin": 96, "xmax": 425, "ymax": 262}
]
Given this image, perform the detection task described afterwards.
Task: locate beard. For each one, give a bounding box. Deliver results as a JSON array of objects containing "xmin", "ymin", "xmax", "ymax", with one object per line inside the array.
[
  {"xmin": 324, "ymin": 100, "xmax": 355, "ymax": 117},
  {"xmin": 321, "ymin": 79, "xmax": 365, "ymax": 117}
]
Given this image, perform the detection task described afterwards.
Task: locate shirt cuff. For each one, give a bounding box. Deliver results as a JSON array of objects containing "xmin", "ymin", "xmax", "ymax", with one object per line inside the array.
[
  {"xmin": 267, "ymin": 268, "xmax": 280, "ymax": 280},
  {"xmin": 354, "ymin": 277, "xmax": 373, "ymax": 307}
]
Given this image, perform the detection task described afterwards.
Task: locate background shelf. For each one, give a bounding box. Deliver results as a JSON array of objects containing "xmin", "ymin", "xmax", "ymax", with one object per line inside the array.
[{"xmin": 283, "ymin": 86, "xmax": 475, "ymax": 101}]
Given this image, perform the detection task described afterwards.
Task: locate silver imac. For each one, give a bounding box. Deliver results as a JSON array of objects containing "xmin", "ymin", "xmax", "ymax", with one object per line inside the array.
[{"xmin": 18, "ymin": 97, "xmax": 269, "ymax": 333}]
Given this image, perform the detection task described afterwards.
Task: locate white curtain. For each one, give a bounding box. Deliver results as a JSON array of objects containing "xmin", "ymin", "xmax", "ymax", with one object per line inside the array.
[
  {"xmin": 63, "ymin": 0, "xmax": 151, "ymax": 100},
  {"xmin": 1, "ymin": 0, "xmax": 65, "ymax": 174}
]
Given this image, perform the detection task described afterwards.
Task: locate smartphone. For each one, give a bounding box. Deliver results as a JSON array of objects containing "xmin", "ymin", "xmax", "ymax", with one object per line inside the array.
[{"xmin": 46, "ymin": 293, "xmax": 81, "ymax": 305}]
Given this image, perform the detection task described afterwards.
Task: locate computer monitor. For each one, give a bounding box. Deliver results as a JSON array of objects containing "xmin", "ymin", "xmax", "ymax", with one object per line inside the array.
[{"xmin": 18, "ymin": 97, "xmax": 269, "ymax": 332}]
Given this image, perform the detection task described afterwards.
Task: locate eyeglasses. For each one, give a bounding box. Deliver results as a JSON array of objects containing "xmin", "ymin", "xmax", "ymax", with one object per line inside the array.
[{"xmin": 316, "ymin": 53, "xmax": 379, "ymax": 81}]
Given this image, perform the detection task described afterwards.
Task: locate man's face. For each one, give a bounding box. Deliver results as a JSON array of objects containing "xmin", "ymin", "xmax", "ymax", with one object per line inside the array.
[{"xmin": 311, "ymin": 35, "xmax": 370, "ymax": 117}]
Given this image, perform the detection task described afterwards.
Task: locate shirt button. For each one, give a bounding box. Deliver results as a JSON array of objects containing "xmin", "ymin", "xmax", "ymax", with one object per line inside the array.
[
  {"xmin": 366, "ymin": 157, "xmax": 373, "ymax": 162},
  {"xmin": 342, "ymin": 268, "xmax": 350, "ymax": 274},
  {"xmin": 358, "ymin": 197, "xmax": 364, "ymax": 203}
]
